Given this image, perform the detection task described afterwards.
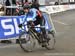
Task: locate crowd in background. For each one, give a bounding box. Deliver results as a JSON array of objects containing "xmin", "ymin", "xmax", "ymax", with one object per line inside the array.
[
  {"xmin": 0, "ymin": 0, "xmax": 75, "ymax": 16},
  {"xmin": 0, "ymin": 0, "xmax": 40, "ymax": 16}
]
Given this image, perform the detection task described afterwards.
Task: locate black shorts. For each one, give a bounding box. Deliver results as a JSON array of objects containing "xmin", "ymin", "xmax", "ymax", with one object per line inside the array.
[{"xmin": 33, "ymin": 16, "xmax": 45, "ymax": 26}]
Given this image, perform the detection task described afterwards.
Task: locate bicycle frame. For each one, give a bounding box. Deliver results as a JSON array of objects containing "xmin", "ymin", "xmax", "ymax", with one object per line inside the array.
[{"xmin": 19, "ymin": 23, "xmax": 45, "ymax": 43}]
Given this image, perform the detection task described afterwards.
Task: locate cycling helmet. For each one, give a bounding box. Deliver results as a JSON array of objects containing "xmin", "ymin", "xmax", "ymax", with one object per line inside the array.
[{"xmin": 23, "ymin": 4, "xmax": 31, "ymax": 9}]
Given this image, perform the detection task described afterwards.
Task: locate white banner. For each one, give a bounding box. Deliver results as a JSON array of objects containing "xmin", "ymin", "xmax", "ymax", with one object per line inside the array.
[{"xmin": 40, "ymin": 4, "xmax": 75, "ymax": 14}]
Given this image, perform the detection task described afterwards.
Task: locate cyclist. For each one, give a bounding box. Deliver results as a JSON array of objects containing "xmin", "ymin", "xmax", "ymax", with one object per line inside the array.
[{"xmin": 19, "ymin": 4, "xmax": 49, "ymax": 43}]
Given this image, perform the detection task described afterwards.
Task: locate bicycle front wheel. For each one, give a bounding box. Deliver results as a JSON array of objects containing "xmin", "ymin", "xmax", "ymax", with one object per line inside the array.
[{"xmin": 19, "ymin": 31, "xmax": 36, "ymax": 52}]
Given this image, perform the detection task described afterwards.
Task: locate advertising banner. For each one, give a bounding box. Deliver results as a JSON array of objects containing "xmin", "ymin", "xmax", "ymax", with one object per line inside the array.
[{"xmin": 0, "ymin": 13, "xmax": 52, "ymax": 40}]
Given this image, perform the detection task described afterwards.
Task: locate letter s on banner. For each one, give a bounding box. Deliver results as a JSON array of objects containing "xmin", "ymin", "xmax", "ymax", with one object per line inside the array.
[{"xmin": 1, "ymin": 19, "xmax": 14, "ymax": 36}]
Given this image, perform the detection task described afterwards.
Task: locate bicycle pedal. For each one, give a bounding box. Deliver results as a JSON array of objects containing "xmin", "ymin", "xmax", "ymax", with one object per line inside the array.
[
  {"xmin": 42, "ymin": 43, "xmax": 47, "ymax": 47},
  {"xmin": 42, "ymin": 45, "xmax": 45, "ymax": 47}
]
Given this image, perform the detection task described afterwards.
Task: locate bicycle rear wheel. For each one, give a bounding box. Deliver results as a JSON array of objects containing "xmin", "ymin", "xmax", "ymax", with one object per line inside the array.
[
  {"xmin": 45, "ymin": 31, "xmax": 56, "ymax": 50},
  {"xmin": 19, "ymin": 31, "xmax": 36, "ymax": 52}
]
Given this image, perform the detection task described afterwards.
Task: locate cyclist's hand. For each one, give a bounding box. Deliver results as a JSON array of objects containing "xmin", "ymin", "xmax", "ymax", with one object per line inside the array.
[
  {"xmin": 28, "ymin": 21, "xmax": 34, "ymax": 26},
  {"xmin": 18, "ymin": 24, "xmax": 22, "ymax": 28}
]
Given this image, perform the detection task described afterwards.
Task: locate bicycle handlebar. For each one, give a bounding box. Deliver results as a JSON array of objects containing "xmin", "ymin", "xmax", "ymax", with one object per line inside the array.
[{"xmin": 18, "ymin": 20, "xmax": 45, "ymax": 28}]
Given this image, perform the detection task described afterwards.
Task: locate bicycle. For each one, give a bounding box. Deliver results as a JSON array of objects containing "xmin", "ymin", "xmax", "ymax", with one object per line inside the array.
[{"xmin": 18, "ymin": 21, "xmax": 56, "ymax": 52}]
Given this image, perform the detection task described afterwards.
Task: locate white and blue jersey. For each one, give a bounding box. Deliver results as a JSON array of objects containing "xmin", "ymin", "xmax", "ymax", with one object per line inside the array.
[{"xmin": 23, "ymin": 8, "xmax": 38, "ymax": 23}]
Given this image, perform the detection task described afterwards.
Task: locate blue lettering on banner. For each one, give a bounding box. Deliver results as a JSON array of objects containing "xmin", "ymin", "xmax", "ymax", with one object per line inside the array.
[{"xmin": 0, "ymin": 13, "xmax": 52, "ymax": 39}]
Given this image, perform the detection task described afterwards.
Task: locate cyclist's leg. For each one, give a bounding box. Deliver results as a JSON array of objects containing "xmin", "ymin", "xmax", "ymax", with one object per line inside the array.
[
  {"xmin": 40, "ymin": 17, "xmax": 47, "ymax": 40},
  {"xmin": 39, "ymin": 16, "xmax": 50, "ymax": 41},
  {"xmin": 33, "ymin": 16, "xmax": 44, "ymax": 43},
  {"xmin": 33, "ymin": 16, "xmax": 43, "ymax": 33},
  {"xmin": 33, "ymin": 16, "xmax": 49, "ymax": 42},
  {"xmin": 35, "ymin": 16, "xmax": 47, "ymax": 40}
]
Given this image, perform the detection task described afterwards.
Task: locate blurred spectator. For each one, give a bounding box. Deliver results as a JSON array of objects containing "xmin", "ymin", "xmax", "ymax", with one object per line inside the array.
[
  {"xmin": 12, "ymin": 0, "xmax": 16, "ymax": 15},
  {"xmin": 12, "ymin": 0, "xmax": 16, "ymax": 4},
  {"xmin": 16, "ymin": 9, "xmax": 24, "ymax": 16},
  {"xmin": 31, "ymin": 0, "xmax": 40, "ymax": 10},
  {"xmin": 0, "ymin": 5, "xmax": 5, "ymax": 16},
  {"xmin": 5, "ymin": 0, "xmax": 11, "ymax": 15},
  {"xmin": 55, "ymin": 2, "xmax": 59, "ymax": 5},
  {"xmin": 0, "ymin": 0, "xmax": 4, "ymax": 5}
]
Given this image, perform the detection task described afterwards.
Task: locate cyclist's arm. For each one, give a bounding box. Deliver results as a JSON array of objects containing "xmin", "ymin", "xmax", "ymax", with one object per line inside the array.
[
  {"xmin": 31, "ymin": 9, "xmax": 37, "ymax": 20},
  {"xmin": 22, "ymin": 13, "xmax": 28, "ymax": 24}
]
